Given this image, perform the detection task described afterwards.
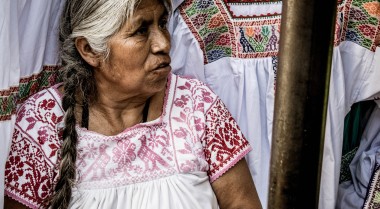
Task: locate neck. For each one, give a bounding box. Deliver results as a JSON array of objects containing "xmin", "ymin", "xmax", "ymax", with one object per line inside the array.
[
  {"xmin": 88, "ymin": 92, "xmax": 150, "ymax": 135},
  {"xmin": 85, "ymin": 86, "xmax": 165, "ymax": 136}
]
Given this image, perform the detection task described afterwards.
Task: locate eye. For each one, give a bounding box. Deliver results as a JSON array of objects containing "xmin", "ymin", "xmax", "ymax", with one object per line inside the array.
[
  {"xmin": 135, "ymin": 26, "xmax": 148, "ymax": 35},
  {"xmin": 159, "ymin": 18, "xmax": 168, "ymax": 30}
]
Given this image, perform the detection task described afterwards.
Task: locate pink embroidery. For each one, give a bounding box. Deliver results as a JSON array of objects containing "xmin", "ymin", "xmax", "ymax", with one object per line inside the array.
[
  {"xmin": 137, "ymin": 135, "xmax": 170, "ymax": 171},
  {"xmin": 87, "ymin": 144, "xmax": 111, "ymax": 180},
  {"xmin": 113, "ymin": 139, "xmax": 137, "ymax": 168},
  {"xmin": 5, "ymin": 75, "xmax": 252, "ymax": 205}
]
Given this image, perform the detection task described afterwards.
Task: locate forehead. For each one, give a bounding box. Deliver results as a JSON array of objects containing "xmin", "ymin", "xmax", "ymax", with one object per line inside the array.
[{"xmin": 134, "ymin": 0, "xmax": 166, "ymax": 14}]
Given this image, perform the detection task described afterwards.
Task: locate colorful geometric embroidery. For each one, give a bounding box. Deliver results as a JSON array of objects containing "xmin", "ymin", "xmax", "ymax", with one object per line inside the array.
[
  {"xmin": 0, "ymin": 66, "xmax": 61, "ymax": 121},
  {"xmin": 335, "ymin": 0, "xmax": 380, "ymax": 51},
  {"xmin": 363, "ymin": 164, "xmax": 380, "ymax": 209},
  {"xmin": 179, "ymin": 0, "xmax": 281, "ymax": 64}
]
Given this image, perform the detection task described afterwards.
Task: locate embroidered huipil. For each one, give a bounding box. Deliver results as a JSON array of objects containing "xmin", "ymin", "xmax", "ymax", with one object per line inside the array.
[
  {"xmin": 4, "ymin": 74, "xmax": 252, "ymax": 209},
  {"xmin": 168, "ymin": 0, "xmax": 380, "ymax": 208},
  {"xmin": 324, "ymin": 1, "xmax": 380, "ymax": 208},
  {"xmin": 169, "ymin": 1, "xmax": 281, "ymax": 207}
]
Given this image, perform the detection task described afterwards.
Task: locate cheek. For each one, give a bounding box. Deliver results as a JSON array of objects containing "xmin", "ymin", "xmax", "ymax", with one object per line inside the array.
[{"xmin": 111, "ymin": 39, "xmax": 148, "ymax": 64}]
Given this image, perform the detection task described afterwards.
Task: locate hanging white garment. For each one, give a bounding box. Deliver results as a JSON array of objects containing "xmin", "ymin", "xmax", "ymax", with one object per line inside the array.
[
  {"xmin": 169, "ymin": 0, "xmax": 281, "ymax": 207},
  {"xmin": 168, "ymin": 0, "xmax": 380, "ymax": 209},
  {"xmin": 0, "ymin": 0, "xmax": 63, "ymax": 207},
  {"xmin": 320, "ymin": 0, "xmax": 380, "ymax": 205},
  {"xmin": 0, "ymin": 1, "xmax": 19, "ymax": 207}
]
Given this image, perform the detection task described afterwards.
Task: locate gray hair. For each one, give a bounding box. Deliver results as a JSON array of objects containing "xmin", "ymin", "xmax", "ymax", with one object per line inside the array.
[{"xmin": 69, "ymin": 0, "xmax": 140, "ymax": 57}]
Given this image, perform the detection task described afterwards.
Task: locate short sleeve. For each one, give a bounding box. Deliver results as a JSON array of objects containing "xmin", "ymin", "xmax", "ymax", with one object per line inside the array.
[
  {"xmin": 4, "ymin": 89, "xmax": 63, "ymax": 209},
  {"xmin": 204, "ymin": 98, "xmax": 252, "ymax": 182}
]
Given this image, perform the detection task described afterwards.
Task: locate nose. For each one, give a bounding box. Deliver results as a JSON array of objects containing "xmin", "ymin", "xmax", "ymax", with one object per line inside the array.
[{"xmin": 150, "ymin": 29, "xmax": 171, "ymax": 54}]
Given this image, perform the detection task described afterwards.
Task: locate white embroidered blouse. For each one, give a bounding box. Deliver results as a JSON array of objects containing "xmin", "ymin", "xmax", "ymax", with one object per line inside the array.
[{"xmin": 5, "ymin": 74, "xmax": 251, "ymax": 209}]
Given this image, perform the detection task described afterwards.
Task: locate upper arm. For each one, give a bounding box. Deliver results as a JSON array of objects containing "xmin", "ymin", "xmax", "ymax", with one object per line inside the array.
[
  {"xmin": 4, "ymin": 196, "xmax": 29, "ymax": 209},
  {"xmin": 211, "ymin": 159, "xmax": 262, "ymax": 209}
]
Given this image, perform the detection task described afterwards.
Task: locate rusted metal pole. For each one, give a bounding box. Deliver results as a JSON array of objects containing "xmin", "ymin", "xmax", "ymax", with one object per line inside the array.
[{"xmin": 268, "ymin": 0, "xmax": 337, "ymax": 208}]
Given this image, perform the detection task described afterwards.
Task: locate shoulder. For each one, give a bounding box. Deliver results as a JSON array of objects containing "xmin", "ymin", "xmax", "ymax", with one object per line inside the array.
[
  {"xmin": 16, "ymin": 84, "xmax": 64, "ymax": 129},
  {"xmin": 173, "ymin": 74, "xmax": 218, "ymax": 110},
  {"xmin": 13, "ymin": 83, "xmax": 64, "ymax": 164},
  {"xmin": 5, "ymin": 84, "xmax": 64, "ymax": 208},
  {"xmin": 13, "ymin": 83, "xmax": 64, "ymax": 157},
  {"xmin": 175, "ymin": 74, "xmax": 209, "ymax": 89}
]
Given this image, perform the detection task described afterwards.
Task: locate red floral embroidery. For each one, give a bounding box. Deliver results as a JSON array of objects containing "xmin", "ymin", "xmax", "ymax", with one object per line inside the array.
[
  {"xmin": 204, "ymin": 99, "xmax": 250, "ymax": 181},
  {"xmin": 208, "ymin": 14, "xmax": 225, "ymax": 28},
  {"xmin": 5, "ymin": 88, "xmax": 63, "ymax": 208},
  {"xmin": 216, "ymin": 34, "xmax": 231, "ymax": 46},
  {"xmin": 192, "ymin": 14, "xmax": 208, "ymax": 29},
  {"xmin": 5, "ymin": 156, "xmax": 24, "ymax": 183},
  {"xmin": 112, "ymin": 139, "xmax": 137, "ymax": 168},
  {"xmin": 201, "ymin": 90, "xmax": 214, "ymax": 103},
  {"xmin": 40, "ymin": 99, "xmax": 55, "ymax": 110},
  {"xmin": 358, "ymin": 24, "xmax": 377, "ymax": 39}
]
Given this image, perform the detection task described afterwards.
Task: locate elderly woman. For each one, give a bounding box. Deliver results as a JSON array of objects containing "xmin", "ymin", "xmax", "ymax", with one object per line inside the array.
[{"xmin": 4, "ymin": 0, "xmax": 262, "ymax": 208}]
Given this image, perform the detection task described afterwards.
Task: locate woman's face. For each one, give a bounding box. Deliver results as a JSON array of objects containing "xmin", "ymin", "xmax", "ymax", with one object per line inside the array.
[{"xmin": 96, "ymin": 0, "xmax": 171, "ymax": 98}]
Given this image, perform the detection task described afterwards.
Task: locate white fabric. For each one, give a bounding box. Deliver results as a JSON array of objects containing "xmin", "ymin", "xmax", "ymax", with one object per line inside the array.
[
  {"xmin": 70, "ymin": 172, "xmax": 218, "ymax": 209},
  {"xmin": 228, "ymin": 3, "xmax": 282, "ymax": 17},
  {"xmin": 0, "ymin": 0, "xmax": 63, "ymax": 207},
  {"xmin": 5, "ymin": 75, "xmax": 251, "ymax": 208},
  {"xmin": 169, "ymin": 3, "xmax": 380, "ymax": 208},
  {"xmin": 335, "ymin": 105, "xmax": 380, "ymax": 209},
  {"xmin": 0, "ymin": 0, "xmax": 21, "ymax": 207},
  {"xmin": 204, "ymin": 58, "xmax": 275, "ymax": 206},
  {"xmin": 320, "ymin": 43, "xmax": 380, "ymax": 209},
  {"xmin": 169, "ymin": 8, "xmax": 275, "ymax": 207},
  {"xmin": 0, "ymin": 118, "xmax": 15, "ymax": 208}
]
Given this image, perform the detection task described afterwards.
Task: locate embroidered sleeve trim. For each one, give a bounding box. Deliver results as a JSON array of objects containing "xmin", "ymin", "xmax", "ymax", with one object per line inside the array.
[
  {"xmin": 209, "ymin": 144, "xmax": 252, "ymax": 183},
  {"xmin": 204, "ymin": 98, "xmax": 252, "ymax": 182},
  {"xmin": 4, "ymin": 89, "xmax": 63, "ymax": 208},
  {"xmin": 5, "ymin": 190, "xmax": 40, "ymax": 209}
]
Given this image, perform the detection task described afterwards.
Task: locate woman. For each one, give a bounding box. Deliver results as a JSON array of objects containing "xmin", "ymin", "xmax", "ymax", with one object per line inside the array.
[{"xmin": 4, "ymin": 0, "xmax": 262, "ymax": 208}]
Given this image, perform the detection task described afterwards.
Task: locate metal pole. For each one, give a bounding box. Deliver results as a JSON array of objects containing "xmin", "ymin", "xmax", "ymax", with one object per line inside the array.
[{"xmin": 267, "ymin": 0, "xmax": 337, "ymax": 208}]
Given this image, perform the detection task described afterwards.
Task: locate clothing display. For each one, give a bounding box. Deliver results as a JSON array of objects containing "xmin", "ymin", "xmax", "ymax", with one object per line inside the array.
[
  {"xmin": 4, "ymin": 74, "xmax": 251, "ymax": 209},
  {"xmin": 1, "ymin": 0, "xmax": 379, "ymax": 208},
  {"xmin": 324, "ymin": 0, "xmax": 380, "ymax": 207},
  {"xmin": 169, "ymin": 0, "xmax": 281, "ymax": 206},
  {"xmin": 168, "ymin": 0, "xmax": 380, "ymax": 208}
]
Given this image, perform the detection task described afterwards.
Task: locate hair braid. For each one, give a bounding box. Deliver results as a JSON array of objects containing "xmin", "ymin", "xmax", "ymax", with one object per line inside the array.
[
  {"xmin": 50, "ymin": 67, "xmax": 79, "ymax": 209},
  {"xmin": 49, "ymin": 1, "xmax": 94, "ymax": 208}
]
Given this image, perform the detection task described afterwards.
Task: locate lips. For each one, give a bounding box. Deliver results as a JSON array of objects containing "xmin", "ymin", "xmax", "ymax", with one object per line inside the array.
[{"xmin": 153, "ymin": 59, "xmax": 171, "ymax": 71}]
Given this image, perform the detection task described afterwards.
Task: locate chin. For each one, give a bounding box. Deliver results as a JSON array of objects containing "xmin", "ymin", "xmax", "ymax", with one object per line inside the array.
[{"xmin": 149, "ymin": 74, "xmax": 169, "ymax": 91}]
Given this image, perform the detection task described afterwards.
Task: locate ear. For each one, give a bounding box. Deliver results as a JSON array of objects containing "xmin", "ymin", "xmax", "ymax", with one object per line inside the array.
[{"xmin": 75, "ymin": 37, "xmax": 101, "ymax": 67}]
